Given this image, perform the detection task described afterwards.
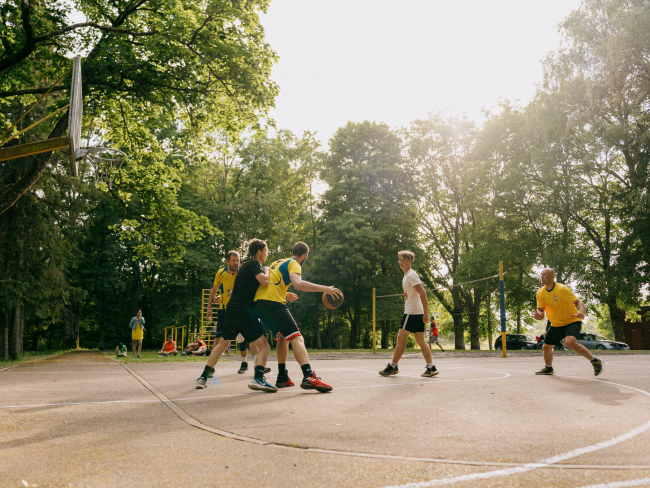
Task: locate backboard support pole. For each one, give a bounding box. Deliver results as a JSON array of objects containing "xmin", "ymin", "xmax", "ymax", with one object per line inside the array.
[{"xmin": 0, "ymin": 136, "xmax": 69, "ymax": 162}]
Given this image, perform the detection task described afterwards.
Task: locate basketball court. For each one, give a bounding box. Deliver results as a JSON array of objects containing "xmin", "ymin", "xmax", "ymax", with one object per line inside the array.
[{"xmin": 1, "ymin": 351, "xmax": 649, "ymax": 487}]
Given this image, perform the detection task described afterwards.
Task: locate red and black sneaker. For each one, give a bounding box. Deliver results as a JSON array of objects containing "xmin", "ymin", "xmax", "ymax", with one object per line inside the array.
[
  {"xmin": 300, "ymin": 373, "xmax": 332, "ymax": 393},
  {"xmin": 275, "ymin": 375, "xmax": 295, "ymax": 388}
]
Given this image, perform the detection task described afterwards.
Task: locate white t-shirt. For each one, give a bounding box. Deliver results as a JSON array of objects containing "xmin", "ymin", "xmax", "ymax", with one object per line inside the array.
[{"xmin": 403, "ymin": 268, "xmax": 424, "ymax": 314}]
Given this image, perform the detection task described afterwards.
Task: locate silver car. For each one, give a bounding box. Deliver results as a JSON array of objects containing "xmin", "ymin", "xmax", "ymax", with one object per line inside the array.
[{"xmin": 577, "ymin": 332, "xmax": 630, "ymax": 350}]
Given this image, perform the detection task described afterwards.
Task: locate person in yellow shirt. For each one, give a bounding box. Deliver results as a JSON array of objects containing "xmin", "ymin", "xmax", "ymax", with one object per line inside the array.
[
  {"xmin": 253, "ymin": 241, "xmax": 343, "ymax": 393},
  {"xmin": 531, "ymin": 268, "xmax": 602, "ymax": 376},
  {"xmin": 206, "ymin": 251, "xmax": 240, "ymax": 349},
  {"xmin": 129, "ymin": 310, "xmax": 145, "ymax": 358}
]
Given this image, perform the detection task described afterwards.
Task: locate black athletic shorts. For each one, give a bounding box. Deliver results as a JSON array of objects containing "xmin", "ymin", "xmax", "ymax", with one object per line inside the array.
[
  {"xmin": 544, "ymin": 321, "xmax": 582, "ymax": 346},
  {"xmin": 222, "ymin": 307, "xmax": 265, "ymax": 343},
  {"xmin": 254, "ymin": 299, "xmax": 301, "ymax": 342},
  {"xmin": 215, "ymin": 309, "xmax": 225, "ymax": 338},
  {"xmin": 400, "ymin": 314, "xmax": 425, "ymax": 333}
]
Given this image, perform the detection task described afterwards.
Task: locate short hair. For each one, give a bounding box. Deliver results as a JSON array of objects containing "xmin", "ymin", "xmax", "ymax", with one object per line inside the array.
[
  {"xmin": 398, "ymin": 250, "xmax": 415, "ymax": 262},
  {"xmin": 225, "ymin": 250, "xmax": 240, "ymax": 261},
  {"xmin": 292, "ymin": 241, "xmax": 309, "ymax": 257},
  {"xmin": 248, "ymin": 238, "xmax": 267, "ymax": 258}
]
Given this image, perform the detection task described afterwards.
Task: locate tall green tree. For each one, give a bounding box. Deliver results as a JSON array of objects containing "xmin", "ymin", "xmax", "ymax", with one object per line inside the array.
[{"xmin": 318, "ymin": 121, "xmax": 417, "ymax": 349}]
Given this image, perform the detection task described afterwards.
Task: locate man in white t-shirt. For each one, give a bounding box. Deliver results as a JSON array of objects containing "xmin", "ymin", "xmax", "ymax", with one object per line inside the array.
[{"xmin": 379, "ymin": 251, "xmax": 439, "ymax": 378}]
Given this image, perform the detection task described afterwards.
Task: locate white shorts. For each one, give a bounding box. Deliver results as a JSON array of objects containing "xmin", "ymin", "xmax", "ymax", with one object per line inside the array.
[{"xmin": 428, "ymin": 335, "xmax": 439, "ymax": 344}]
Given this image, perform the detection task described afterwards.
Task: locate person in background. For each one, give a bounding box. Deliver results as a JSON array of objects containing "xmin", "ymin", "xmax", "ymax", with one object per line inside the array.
[
  {"xmin": 129, "ymin": 310, "xmax": 145, "ymax": 358},
  {"xmin": 183, "ymin": 335, "xmax": 207, "ymax": 356},
  {"xmin": 428, "ymin": 317, "xmax": 444, "ymax": 352},
  {"xmin": 115, "ymin": 342, "xmax": 127, "ymax": 357},
  {"xmin": 159, "ymin": 335, "xmax": 178, "ymax": 357}
]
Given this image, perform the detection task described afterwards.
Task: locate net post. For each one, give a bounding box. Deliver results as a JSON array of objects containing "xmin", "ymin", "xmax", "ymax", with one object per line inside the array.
[
  {"xmin": 499, "ymin": 261, "xmax": 507, "ymax": 358},
  {"xmin": 372, "ymin": 288, "xmax": 377, "ymax": 354}
]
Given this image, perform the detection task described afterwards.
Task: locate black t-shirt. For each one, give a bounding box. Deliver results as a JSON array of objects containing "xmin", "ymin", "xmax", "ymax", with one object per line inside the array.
[{"xmin": 227, "ymin": 258, "xmax": 264, "ymax": 311}]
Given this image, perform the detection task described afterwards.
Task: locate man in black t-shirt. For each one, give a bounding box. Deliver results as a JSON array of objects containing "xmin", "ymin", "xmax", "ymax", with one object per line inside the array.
[{"xmin": 196, "ymin": 239, "xmax": 276, "ymax": 392}]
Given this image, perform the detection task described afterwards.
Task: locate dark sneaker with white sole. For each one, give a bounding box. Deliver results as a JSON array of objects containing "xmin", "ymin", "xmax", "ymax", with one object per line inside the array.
[
  {"xmin": 379, "ymin": 363, "xmax": 399, "ymax": 377},
  {"xmin": 248, "ymin": 377, "xmax": 278, "ymax": 392},
  {"xmin": 535, "ymin": 366, "xmax": 554, "ymax": 375},
  {"xmin": 196, "ymin": 377, "xmax": 207, "ymax": 389},
  {"xmin": 263, "ymin": 367, "xmax": 271, "ymax": 374},
  {"xmin": 238, "ymin": 362, "xmax": 248, "ymax": 374},
  {"xmin": 275, "ymin": 375, "xmax": 295, "ymax": 388},
  {"xmin": 421, "ymin": 365, "xmax": 439, "ymax": 377},
  {"xmin": 591, "ymin": 358, "xmax": 603, "ymax": 376}
]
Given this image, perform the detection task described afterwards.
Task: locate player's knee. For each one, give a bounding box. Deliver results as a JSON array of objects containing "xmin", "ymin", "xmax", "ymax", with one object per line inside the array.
[{"xmin": 565, "ymin": 336, "xmax": 577, "ymax": 347}]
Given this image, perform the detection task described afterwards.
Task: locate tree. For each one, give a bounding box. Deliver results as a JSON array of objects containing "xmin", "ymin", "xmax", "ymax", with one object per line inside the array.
[
  {"xmin": 1, "ymin": 0, "xmax": 278, "ymax": 213},
  {"xmin": 407, "ymin": 114, "xmax": 497, "ymax": 350},
  {"xmin": 318, "ymin": 121, "xmax": 417, "ymax": 348}
]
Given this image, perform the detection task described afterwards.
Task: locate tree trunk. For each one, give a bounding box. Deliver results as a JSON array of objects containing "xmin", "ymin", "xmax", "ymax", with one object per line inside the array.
[
  {"xmin": 381, "ymin": 319, "xmax": 389, "ymax": 349},
  {"xmin": 1, "ymin": 313, "xmax": 8, "ymax": 360},
  {"xmin": 62, "ymin": 311, "xmax": 76, "ymax": 349},
  {"xmin": 467, "ymin": 287, "xmax": 483, "ymax": 350},
  {"xmin": 487, "ymin": 293, "xmax": 493, "ymax": 350},
  {"xmin": 468, "ymin": 310, "xmax": 481, "ymax": 350},
  {"xmin": 9, "ymin": 305, "xmax": 23, "ymax": 359},
  {"xmin": 349, "ymin": 301, "xmax": 360, "ymax": 349},
  {"xmin": 99, "ymin": 329, "xmax": 105, "ymax": 351},
  {"xmin": 452, "ymin": 290, "xmax": 465, "ymax": 350},
  {"xmin": 606, "ymin": 299, "xmax": 625, "ymax": 342},
  {"xmin": 516, "ymin": 307, "xmax": 521, "ymax": 334}
]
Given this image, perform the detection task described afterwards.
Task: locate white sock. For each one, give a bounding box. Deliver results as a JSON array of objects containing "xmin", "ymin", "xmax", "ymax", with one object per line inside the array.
[
  {"xmin": 427, "ymin": 363, "xmax": 433, "ymax": 368},
  {"xmin": 546, "ymin": 365, "xmax": 553, "ymax": 368},
  {"xmin": 253, "ymin": 355, "xmax": 257, "ymax": 363},
  {"xmin": 390, "ymin": 361, "xmax": 397, "ymax": 367}
]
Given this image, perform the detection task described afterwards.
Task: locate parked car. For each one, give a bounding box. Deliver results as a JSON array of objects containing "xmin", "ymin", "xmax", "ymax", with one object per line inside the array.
[
  {"xmin": 576, "ymin": 332, "xmax": 630, "ymax": 350},
  {"xmin": 494, "ymin": 334, "xmax": 538, "ymax": 350}
]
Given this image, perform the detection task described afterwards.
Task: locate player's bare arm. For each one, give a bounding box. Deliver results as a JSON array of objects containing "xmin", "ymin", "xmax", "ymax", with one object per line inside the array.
[
  {"xmin": 206, "ymin": 285, "xmax": 220, "ymax": 319},
  {"xmin": 290, "ymin": 273, "xmax": 342, "ymax": 299},
  {"xmin": 571, "ymin": 299, "xmax": 586, "ymax": 320},
  {"xmin": 256, "ymin": 266, "xmax": 270, "ymax": 287},
  {"xmin": 414, "ymin": 283, "xmax": 429, "ymax": 323}
]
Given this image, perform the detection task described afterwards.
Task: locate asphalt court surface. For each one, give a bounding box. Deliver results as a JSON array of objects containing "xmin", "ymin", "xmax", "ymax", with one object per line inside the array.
[{"xmin": 1, "ymin": 351, "xmax": 650, "ymax": 487}]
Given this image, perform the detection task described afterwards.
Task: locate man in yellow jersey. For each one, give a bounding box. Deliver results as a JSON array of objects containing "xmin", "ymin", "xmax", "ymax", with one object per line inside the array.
[
  {"xmin": 206, "ymin": 251, "xmax": 263, "ymax": 373},
  {"xmin": 531, "ymin": 268, "xmax": 603, "ymax": 376},
  {"xmin": 254, "ymin": 241, "xmax": 343, "ymax": 393}
]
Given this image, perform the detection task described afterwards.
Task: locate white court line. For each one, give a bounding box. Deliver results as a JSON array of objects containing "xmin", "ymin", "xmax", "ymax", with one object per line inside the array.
[
  {"xmin": 0, "ymin": 372, "xmax": 511, "ymax": 409},
  {"xmin": 0, "ymin": 365, "xmax": 18, "ymax": 373},
  {"xmin": 6, "ymin": 371, "xmax": 129, "ymax": 374},
  {"xmin": 576, "ymin": 478, "xmax": 650, "ymax": 488},
  {"xmin": 383, "ymin": 372, "xmax": 650, "ymax": 488}
]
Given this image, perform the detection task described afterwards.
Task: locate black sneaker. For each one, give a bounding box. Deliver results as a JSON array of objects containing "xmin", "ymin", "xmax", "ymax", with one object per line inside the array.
[
  {"xmin": 535, "ymin": 366, "xmax": 554, "ymax": 375},
  {"xmin": 379, "ymin": 363, "xmax": 399, "ymax": 376},
  {"xmin": 591, "ymin": 358, "xmax": 603, "ymax": 376},
  {"xmin": 421, "ymin": 365, "xmax": 439, "ymax": 377},
  {"xmin": 263, "ymin": 367, "xmax": 271, "ymax": 374},
  {"xmin": 275, "ymin": 375, "xmax": 295, "ymax": 388},
  {"xmin": 196, "ymin": 377, "xmax": 207, "ymax": 389},
  {"xmin": 238, "ymin": 362, "xmax": 249, "ymax": 374}
]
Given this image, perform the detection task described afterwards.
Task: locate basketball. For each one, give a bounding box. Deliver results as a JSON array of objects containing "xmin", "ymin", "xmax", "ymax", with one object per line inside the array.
[{"xmin": 322, "ymin": 291, "xmax": 343, "ymax": 309}]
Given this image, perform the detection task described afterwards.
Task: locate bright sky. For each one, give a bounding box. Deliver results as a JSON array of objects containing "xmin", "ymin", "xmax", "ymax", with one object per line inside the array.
[{"xmin": 261, "ymin": 0, "xmax": 584, "ymax": 146}]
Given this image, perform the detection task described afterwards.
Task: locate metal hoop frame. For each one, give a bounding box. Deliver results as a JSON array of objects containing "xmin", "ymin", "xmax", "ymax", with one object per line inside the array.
[{"xmin": 80, "ymin": 147, "xmax": 126, "ymax": 189}]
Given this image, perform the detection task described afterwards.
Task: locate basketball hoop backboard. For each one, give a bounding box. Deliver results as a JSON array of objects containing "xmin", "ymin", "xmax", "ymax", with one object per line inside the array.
[{"xmin": 67, "ymin": 56, "xmax": 82, "ymax": 177}]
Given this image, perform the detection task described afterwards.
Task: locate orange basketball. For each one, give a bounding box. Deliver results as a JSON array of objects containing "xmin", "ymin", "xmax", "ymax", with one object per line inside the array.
[{"xmin": 322, "ymin": 292, "xmax": 343, "ymax": 309}]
